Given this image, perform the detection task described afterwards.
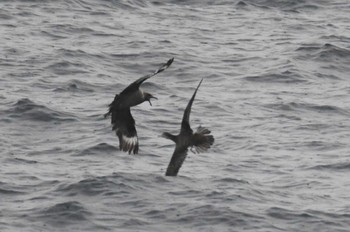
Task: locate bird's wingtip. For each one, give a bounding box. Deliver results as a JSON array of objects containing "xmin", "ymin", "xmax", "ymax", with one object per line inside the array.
[
  {"xmin": 198, "ymin": 78, "xmax": 204, "ymax": 87},
  {"xmin": 167, "ymin": 57, "xmax": 174, "ymax": 66}
]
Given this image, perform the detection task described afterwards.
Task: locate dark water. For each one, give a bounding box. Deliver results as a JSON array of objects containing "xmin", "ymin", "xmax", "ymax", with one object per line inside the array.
[{"xmin": 1, "ymin": 0, "xmax": 350, "ymax": 231}]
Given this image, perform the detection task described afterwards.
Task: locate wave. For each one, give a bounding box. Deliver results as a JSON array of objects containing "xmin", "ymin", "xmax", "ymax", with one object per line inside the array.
[
  {"xmin": 316, "ymin": 44, "xmax": 350, "ymax": 61},
  {"xmin": 0, "ymin": 181, "xmax": 27, "ymax": 195},
  {"xmin": 121, "ymin": 218, "xmax": 150, "ymax": 227},
  {"xmin": 6, "ymin": 157, "xmax": 38, "ymax": 164},
  {"xmin": 264, "ymin": 102, "xmax": 350, "ymax": 116},
  {"xmin": 0, "ymin": 187, "xmax": 25, "ymax": 195},
  {"xmin": 267, "ymin": 207, "xmax": 350, "ymax": 229},
  {"xmin": 52, "ymin": 172, "xmax": 174, "ymax": 202},
  {"xmin": 309, "ymin": 162, "xmax": 350, "ymax": 171},
  {"xmin": 244, "ymin": 70, "xmax": 306, "ymax": 83},
  {"xmin": 56, "ymin": 48, "xmax": 105, "ymax": 60},
  {"xmin": 296, "ymin": 43, "xmax": 350, "ymax": 64},
  {"xmin": 75, "ymin": 142, "xmax": 118, "ymax": 156},
  {"xmin": 90, "ymin": 0, "xmax": 152, "ymax": 10},
  {"xmin": 214, "ymin": 177, "xmax": 250, "ymax": 184},
  {"xmin": 45, "ymin": 60, "xmax": 89, "ymax": 75},
  {"xmin": 159, "ymin": 0, "xmax": 317, "ymax": 9},
  {"xmin": 55, "ymin": 178, "xmax": 119, "ymax": 197},
  {"xmin": 33, "ymin": 201, "xmax": 92, "ymax": 225},
  {"xmin": 34, "ymin": 77, "xmax": 112, "ymax": 93},
  {"xmin": 4, "ymin": 98, "xmax": 77, "ymax": 122},
  {"xmin": 172, "ymin": 204, "xmax": 262, "ymax": 227},
  {"xmin": 320, "ymin": 35, "xmax": 350, "ymax": 44},
  {"xmin": 50, "ymin": 23, "xmax": 94, "ymax": 34},
  {"xmin": 238, "ymin": 0, "xmax": 323, "ymax": 12},
  {"xmin": 53, "ymin": 79, "xmax": 95, "ymax": 93},
  {"xmin": 267, "ymin": 207, "xmax": 315, "ymax": 220},
  {"xmin": 0, "ymin": 11, "xmax": 13, "ymax": 20},
  {"xmin": 54, "ymin": 173, "xmax": 151, "ymax": 197}
]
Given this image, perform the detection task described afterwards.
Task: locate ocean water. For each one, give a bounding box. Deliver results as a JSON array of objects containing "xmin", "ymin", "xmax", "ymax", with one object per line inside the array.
[{"xmin": 1, "ymin": 0, "xmax": 350, "ymax": 231}]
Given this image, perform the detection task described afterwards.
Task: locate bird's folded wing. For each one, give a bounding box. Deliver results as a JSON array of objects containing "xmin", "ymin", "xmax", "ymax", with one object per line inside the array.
[{"xmin": 111, "ymin": 108, "xmax": 139, "ymax": 154}]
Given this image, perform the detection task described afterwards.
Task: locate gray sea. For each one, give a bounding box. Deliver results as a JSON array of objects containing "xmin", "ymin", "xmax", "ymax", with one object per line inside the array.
[{"xmin": 1, "ymin": 0, "xmax": 350, "ymax": 231}]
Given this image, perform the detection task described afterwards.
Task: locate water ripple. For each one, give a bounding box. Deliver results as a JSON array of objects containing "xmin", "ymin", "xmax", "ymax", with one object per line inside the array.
[{"xmin": 4, "ymin": 98, "xmax": 77, "ymax": 122}]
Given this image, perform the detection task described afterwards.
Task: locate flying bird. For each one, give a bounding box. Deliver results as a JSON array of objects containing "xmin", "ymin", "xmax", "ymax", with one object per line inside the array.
[
  {"xmin": 162, "ymin": 79, "xmax": 214, "ymax": 176},
  {"xmin": 105, "ymin": 58, "xmax": 174, "ymax": 154}
]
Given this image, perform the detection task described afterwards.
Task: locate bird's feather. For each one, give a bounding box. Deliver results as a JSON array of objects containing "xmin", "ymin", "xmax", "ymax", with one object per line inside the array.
[
  {"xmin": 191, "ymin": 126, "xmax": 214, "ymax": 154},
  {"xmin": 111, "ymin": 108, "xmax": 139, "ymax": 154},
  {"xmin": 120, "ymin": 57, "xmax": 174, "ymax": 95},
  {"xmin": 181, "ymin": 78, "xmax": 203, "ymax": 133},
  {"xmin": 164, "ymin": 79, "xmax": 214, "ymax": 176},
  {"xmin": 165, "ymin": 147, "xmax": 188, "ymax": 176},
  {"xmin": 105, "ymin": 58, "xmax": 174, "ymax": 154}
]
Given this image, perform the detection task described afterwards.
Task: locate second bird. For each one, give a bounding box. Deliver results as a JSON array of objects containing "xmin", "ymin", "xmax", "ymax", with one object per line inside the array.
[
  {"xmin": 162, "ymin": 79, "xmax": 214, "ymax": 176},
  {"xmin": 105, "ymin": 58, "xmax": 174, "ymax": 154}
]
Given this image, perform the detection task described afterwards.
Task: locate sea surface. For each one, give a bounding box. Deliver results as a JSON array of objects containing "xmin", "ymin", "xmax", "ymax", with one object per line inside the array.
[{"xmin": 1, "ymin": 0, "xmax": 350, "ymax": 231}]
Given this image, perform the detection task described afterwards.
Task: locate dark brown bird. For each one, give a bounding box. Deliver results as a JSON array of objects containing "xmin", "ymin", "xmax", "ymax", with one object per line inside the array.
[
  {"xmin": 105, "ymin": 58, "xmax": 174, "ymax": 154},
  {"xmin": 162, "ymin": 79, "xmax": 214, "ymax": 176}
]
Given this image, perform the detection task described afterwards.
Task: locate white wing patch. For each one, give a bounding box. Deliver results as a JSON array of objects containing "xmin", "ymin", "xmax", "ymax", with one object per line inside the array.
[
  {"xmin": 122, "ymin": 135, "xmax": 138, "ymax": 146},
  {"xmin": 121, "ymin": 135, "xmax": 138, "ymax": 154}
]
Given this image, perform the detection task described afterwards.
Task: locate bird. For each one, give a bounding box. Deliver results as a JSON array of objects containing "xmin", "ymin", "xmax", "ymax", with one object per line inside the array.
[
  {"xmin": 105, "ymin": 58, "xmax": 174, "ymax": 154},
  {"xmin": 162, "ymin": 79, "xmax": 214, "ymax": 176}
]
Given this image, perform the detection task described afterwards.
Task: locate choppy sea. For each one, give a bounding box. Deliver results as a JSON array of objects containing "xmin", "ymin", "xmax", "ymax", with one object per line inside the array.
[{"xmin": 1, "ymin": 0, "xmax": 350, "ymax": 231}]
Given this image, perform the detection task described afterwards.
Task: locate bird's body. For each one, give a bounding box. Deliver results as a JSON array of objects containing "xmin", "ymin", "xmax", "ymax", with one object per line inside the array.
[
  {"xmin": 162, "ymin": 79, "xmax": 214, "ymax": 176},
  {"xmin": 110, "ymin": 90, "xmax": 144, "ymax": 109},
  {"xmin": 105, "ymin": 58, "xmax": 174, "ymax": 154}
]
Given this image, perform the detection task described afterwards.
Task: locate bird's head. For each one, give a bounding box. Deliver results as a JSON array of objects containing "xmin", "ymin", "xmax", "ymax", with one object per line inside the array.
[{"xmin": 144, "ymin": 92, "xmax": 158, "ymax": 106}]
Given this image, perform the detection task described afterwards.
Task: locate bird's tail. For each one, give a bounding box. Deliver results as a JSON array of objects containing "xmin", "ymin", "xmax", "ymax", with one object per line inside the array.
[{"xmin": 191, "ymin": 126, "xmax": 214, "ymax": 153}]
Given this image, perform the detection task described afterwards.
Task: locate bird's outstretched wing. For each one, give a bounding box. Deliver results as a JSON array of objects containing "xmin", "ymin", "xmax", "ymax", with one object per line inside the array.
[
  {"xmin": 165, "ymin": 146, "xmax": 188, "ymax": 176},
  {"xmin": 181, "ymin": 78, "xmax": 203, "ymax": 133},
  {"xmin": 111, "ymin": 107, "xmax": 139, "ymax": 154},
  {"xmin": 120, "ymin": 57, "xmax": 174, "ymax": 95}
]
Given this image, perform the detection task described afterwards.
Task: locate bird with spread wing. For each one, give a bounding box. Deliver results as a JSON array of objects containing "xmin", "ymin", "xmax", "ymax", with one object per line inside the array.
[
  {"xmin": 105, "ymin": 58, "xmax": 174, "ymax": 154},
  {"xmin": 162, "ymin": 79, "xmax": 214, "ymax": 176}
]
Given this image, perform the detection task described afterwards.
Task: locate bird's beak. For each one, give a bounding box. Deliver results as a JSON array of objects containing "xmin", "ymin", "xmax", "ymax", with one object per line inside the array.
[{"xmin": 148, "ymin": 96, "xmax": 158, "ymax": 106}]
